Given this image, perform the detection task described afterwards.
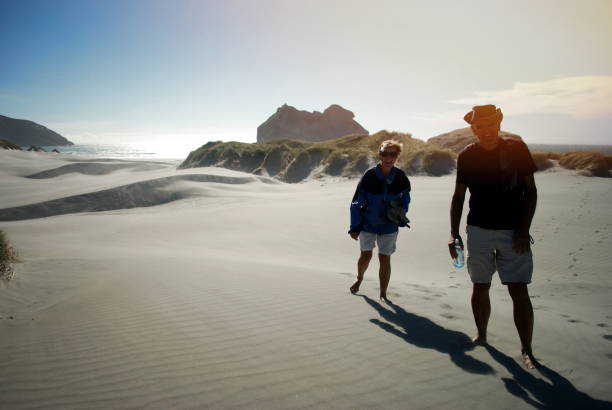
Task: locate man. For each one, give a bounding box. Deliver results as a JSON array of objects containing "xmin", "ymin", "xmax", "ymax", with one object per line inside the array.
[
  {"xmin": 449, "ymin": 104, "xmax": 538, "ymax": 369},
  {"xmin": 349, "ymin": 140, "xmax": 411, "ymax": 303}
]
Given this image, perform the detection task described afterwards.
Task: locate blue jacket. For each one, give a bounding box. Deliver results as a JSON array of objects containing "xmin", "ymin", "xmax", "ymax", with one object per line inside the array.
[{"xmin": 349, "ymin": 165, "xmax": 411, "ymax": 235}]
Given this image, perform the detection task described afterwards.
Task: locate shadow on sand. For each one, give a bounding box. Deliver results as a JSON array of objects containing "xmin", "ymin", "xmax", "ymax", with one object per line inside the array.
[
  {"xmin": 485, "ymin": 344, "xmax": 612, "ymax": 409},
  {"xmin": 361, "ymin": 295, "xmax": 494, "ymax": 374},
  {"xmin": 362, "ymin": 296, "xmax": 611, "ymax": 408}
]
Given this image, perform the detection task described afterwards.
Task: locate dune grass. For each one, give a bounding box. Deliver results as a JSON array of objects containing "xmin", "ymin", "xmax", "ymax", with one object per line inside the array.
[
  {"xmin": 558, "ymin": 152, "xmax": 610, "ymax": 177},
  {"xmin": 531, "ymin": 152, "xmax": 556, "ymax": 171},
  {"xmin": 0, "ymin": 139, "xmax": 22, "ymax": 150},
  {"xmin": 0, "ymin": 230, "xmax": 19, "ymax": 281},
  {"xmin": 179, "ymin": 131, "xmax": 457, "ymax": 182}
]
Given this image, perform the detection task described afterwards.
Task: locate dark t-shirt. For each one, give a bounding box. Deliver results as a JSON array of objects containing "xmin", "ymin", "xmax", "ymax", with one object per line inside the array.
[{"xmin": 456, "ymin": 138, "xmax": 537, "ymax": 230}]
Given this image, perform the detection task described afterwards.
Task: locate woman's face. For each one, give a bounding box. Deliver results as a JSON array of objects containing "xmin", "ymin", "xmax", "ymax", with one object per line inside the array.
[{"xmin": 379, "ymin": 147, "xmax": 400, "ymax": 169}]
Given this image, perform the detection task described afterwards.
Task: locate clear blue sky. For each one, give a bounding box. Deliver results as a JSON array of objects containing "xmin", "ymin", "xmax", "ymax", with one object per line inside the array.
[{"xmin": 1, "ymin": 0, "xmax": 611, "ymax": 149}]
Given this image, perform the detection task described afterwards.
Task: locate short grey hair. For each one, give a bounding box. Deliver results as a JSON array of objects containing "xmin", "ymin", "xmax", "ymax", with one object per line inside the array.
[{"xmin": 379, "ymin": 139, "xmax": 403, "ymax": 153}]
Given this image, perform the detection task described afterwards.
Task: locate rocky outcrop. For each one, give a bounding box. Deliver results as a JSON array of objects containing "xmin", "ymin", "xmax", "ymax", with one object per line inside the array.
[
  {"xmin": 27, "ymin": 146, "xmax": 47, "ymax": 152},
  {"xmin": 0, "ymin": 139, "xmax": 22, "ymax": 150},
  {"xmin": 427, "ymin": 127, "xmax": 522, "ymax": 153},
  {"xmin": 0, "ymin": 114, "xmax": 73, "ymax": 147},
  {"xmin": 257, "ymin": 104, "xmax": 368, "ymax": 143}
]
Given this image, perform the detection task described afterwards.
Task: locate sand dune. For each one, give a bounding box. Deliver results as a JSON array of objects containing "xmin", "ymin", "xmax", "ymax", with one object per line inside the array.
[
  {"xmin": 26, "ymin": 162, "xmax": 169, "ymax": 178},
  {"xmin": 1, "ymin": 173, "xmax": 273, "ymax": 221},
  {"xmin": 1, "ymin": 150, "xmax": 611, "ymax": 409}
]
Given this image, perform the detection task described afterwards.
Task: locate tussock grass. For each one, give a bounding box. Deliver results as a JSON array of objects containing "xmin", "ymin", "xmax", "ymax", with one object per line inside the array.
[
  {"xmin": 179, "ymin": 130, "xmax": 458, "ymax": 182},
  {"xmin": 531, "ymin": 152, "xmax": 556, "ymax": 171},
  {"xmin": 0, "ymin": 230, "xmax": 19, "ymax": 281},
  {"xmin": 1, "ymin": 139, "xmax": 22, "ymax": 150},
  {"xmin": 422, "ymin": 149, "xmax": 457, "ymax": 176},
  {"xmin": 558, "ymin": 152, "xmax": 610, "ymax": 177}
]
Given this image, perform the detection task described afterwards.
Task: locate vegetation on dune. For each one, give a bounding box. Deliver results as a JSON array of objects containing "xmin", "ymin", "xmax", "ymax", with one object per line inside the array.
[
  {"xmin": 179, "ymin": 131, "xmax": 457, "ymax": 182},
  {"xmin": 531, "ymin": 152, "xmax": 556, "ymax": 171},
  {"xmin": 0, "ymin": 230, "xmax": 19, "ymax": 281},
  {"xmin": 558, "ymin": 152, "xmax": 611, "ymax": 177},
  {"xmin": 0, "ymin": 139, "xmax": 22, "ymax": 150}
]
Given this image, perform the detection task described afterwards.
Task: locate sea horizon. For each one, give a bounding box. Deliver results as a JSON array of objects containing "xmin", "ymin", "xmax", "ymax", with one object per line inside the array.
[{"xmin": 27, "ymin": 141, "xmax": 612, "ymax": 160}]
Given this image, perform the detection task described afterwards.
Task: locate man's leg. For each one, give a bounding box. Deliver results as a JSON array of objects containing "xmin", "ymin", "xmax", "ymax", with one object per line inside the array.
[
  {"xmin": 378, "ymin": 253, "xmax": 391, "ymax": 302},
  {"xmin": 471, "ymin": 283, "xmax": 491, "ymax": 344},
  {"xmin": 350, "ymin": 250, "xmax": 372, "ymax": 294},
  {"xmin": 507, "ymin": 283, "xmax": 537, "ymax": 368}
]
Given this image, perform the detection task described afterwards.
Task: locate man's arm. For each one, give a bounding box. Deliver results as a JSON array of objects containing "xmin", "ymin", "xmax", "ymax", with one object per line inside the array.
[
  {"xmin": 449, "ymin": 183, "xmax": 467, "ymax": 258},
  {"xmin": 513, "ymin": 174, "xmax": 537, "ymax": 253}
]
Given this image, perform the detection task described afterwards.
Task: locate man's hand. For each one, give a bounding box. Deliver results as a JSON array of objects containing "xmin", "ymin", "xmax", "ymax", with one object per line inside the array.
[
  {"xmin": 448, "ymin": 235, "xmax": 462, "ymax": 259},
  {"xmin": 513, "ymin": 231, "xmax": 531, "ymax": 254},
  {"xmin": 349, "ymin": 232, "xmax": 359, "ymax": 240}
]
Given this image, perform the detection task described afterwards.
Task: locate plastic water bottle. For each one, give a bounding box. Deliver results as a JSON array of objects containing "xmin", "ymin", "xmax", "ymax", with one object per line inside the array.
[{"xmin": 453, "ymin": 238, "xmax": 465, "ymax": 268}]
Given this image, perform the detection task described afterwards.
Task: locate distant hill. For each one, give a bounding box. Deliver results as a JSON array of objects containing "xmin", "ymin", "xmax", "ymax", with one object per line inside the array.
[
  {"xmin": 180, "ymin": 131, "xmax": 457, "ymax": 182},
  {"xmin": 257, "ymin": 104, "xmax": 368, "ymax": 143},
  {"xmin": 0, "ymin": 114, "xmax": 73, "ymax": 146},
  {"xmin": 427, "ymin": 127, "xmax": 522, "ymax": 153}
]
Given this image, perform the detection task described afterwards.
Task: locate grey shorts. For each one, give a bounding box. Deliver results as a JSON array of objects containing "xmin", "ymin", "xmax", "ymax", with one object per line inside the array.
[
  {"xmin": 359, "ymin": 231, "xmax": 398, "ymax": 255},
  {"xmin": 466, "ymin": 225, "xmax": 533, "ymax": 284}
]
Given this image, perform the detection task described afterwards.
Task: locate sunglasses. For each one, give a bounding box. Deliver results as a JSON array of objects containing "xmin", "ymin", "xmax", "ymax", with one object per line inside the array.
[{"xmin": 380, "ymin": 151, "xmax": 399, "ymax": 158}]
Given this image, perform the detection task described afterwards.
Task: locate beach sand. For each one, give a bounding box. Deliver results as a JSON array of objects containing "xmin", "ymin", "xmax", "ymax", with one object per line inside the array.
[{"xmin": 1, "ymin": 149, "xmax": 611, "ymax": 409}]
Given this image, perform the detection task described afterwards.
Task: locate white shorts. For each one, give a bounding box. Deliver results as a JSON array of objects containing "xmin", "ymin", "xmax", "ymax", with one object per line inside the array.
[
  {"xmin": 359, "ymin": 231, "xmax": 398, "ymax": 255},
  {"xmin": 466, "ymin": 225, "xmax": 533, "ymax": 284}
]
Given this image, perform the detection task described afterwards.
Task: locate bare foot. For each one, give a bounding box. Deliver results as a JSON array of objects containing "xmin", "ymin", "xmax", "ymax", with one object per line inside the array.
[
  {"xmin": 379, "ymin": 295, "xmax": 392, "ymax": 304},
  {"xmin": 350, "ymin": 281, "xmax": 361, "ymax": 294},
  {"xmin": 521, "ymin": 351, "xmax": 539, "ymax": 369}
]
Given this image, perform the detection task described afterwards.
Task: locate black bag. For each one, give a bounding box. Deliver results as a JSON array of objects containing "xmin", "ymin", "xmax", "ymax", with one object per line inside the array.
[{"xmin": 386, "ymin": 200, "xmax": 410, "ymax": 228}]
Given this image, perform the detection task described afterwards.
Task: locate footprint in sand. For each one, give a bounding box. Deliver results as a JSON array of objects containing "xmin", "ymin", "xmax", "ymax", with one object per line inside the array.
[
  {"xmin": 603, "ymin": 335, "xmax": 612, "ymax": 341},
  {"xmin": 607, "ymin": 354, "xmax": 612, "ymax": 360},
  {"xmin": 338, "ymin": 272, "xmax": 353, "ymax": 278},
  {"xmin": 440, "ymin": 312, "xmax": 455, "ymax": 319},
  {"xmin": 440, "ymin": 303, "xmax": 452, "ymax": 310},
  {"xmin": 596, "ymin": 323, "xmax": 607, "ymax": 328},
  {"xmin": 561, "ymin": 314, "xmax": 570, "ymax": 318},
  {"xmin": 568, "ymin": 319, "xmax": 582, "ymax": 324},
  {"xmin": 568, "ymin": 265, "xmax": 574, "ymax": 269}
]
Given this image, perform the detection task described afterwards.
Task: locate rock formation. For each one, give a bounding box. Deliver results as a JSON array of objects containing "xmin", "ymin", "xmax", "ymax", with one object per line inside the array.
[
  {"xmin": 257, "ymin": 104, "xmax": 368, "ymax": 143},
  {"xmin": 427, "ymin": 127, "xmax": 522, "ymax": 153},
  {"xmin": 0, "ymin": 114, "xmax": 73, "ymax": 147}
]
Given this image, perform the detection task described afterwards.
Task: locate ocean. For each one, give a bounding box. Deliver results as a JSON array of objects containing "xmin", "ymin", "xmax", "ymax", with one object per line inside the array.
[
  {"xmin": 30, "ymin": 142, "xmax": 612, "ymax": 160},
  {"xmin": 32, "ymin": 143, "xmax": 197, "ymax": 160},
  {"xmin": 527, "ymin": 144, "xmax": 612, "ymax": 154}
]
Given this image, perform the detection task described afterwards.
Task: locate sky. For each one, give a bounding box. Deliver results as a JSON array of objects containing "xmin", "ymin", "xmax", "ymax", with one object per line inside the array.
[{"xmin": 1, "ymin": 0, "xmax": 611, "ymax": 151}]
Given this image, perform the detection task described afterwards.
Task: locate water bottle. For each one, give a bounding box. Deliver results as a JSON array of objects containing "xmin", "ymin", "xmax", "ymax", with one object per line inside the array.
[{"xmin": 453, "ymin": 237, "xmax": 464, "ymax": 268}]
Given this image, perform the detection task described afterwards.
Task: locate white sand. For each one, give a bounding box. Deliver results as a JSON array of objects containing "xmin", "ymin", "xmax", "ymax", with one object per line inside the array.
[{"xmin": 1, "ymin": 150, "xmax": 611, "ymax": 409}]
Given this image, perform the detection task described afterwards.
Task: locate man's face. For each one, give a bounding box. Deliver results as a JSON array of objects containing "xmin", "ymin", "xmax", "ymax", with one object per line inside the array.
[
  {"xmin": 379, "ymin": 147, "xmax": 400, "ymax": 169},
  {"xmin": 471, "ymin": 117, "xmax": 501, "ymax": 150}
]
